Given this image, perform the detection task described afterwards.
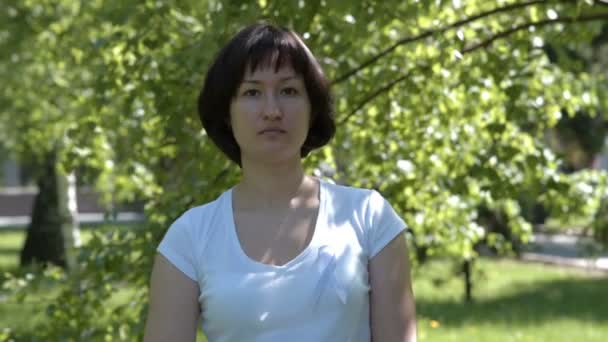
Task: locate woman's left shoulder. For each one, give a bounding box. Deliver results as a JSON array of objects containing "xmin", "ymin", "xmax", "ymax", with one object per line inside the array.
[{"xmin": 320, "ymin": 179, "xmax": 383, "ymax": 208}]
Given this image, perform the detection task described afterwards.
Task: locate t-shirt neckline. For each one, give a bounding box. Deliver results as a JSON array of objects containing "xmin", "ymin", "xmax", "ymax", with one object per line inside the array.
[{"xmin": 226, "ymin": 178, "xmax": 326, "ymax": 271}]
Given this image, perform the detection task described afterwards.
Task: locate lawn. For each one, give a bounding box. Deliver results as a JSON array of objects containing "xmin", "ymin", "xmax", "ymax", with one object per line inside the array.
[
  {"xmin": 0, "ymin": 228, "xmax": 25, "ymax": 272},
  {"xmin": 413, "ymin": 258, "xmax": 607, "ymax": 341},
  {"xmin": 1, "ymin": 228, "xmax": 607, "ymax": 341}
]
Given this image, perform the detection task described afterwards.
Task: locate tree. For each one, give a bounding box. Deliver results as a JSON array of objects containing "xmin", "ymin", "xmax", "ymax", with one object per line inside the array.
[
  {"xmin": 0, "ymin": 0, "xmax": 86, "ymax": 269},
  {"xmin": 1, "ymin": 0, "xmax": 607, "ymax": 338}
]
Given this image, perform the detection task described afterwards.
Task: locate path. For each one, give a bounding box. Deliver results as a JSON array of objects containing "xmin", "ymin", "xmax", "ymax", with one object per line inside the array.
[{"xmin": 521, "ymin": 233, "xmax": 608, "ymax": 273}]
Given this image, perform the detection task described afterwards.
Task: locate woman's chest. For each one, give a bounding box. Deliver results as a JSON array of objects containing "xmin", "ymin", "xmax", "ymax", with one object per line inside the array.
[
  {"xmin": 198, "ymin": 234, "xmax": 370, "ymax": 335},
  {"xmin": 232, "ymin": 206, "xmax": 319, "ymax": 267}
]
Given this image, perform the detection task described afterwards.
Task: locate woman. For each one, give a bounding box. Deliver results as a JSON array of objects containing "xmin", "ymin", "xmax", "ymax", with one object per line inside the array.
[{"xmin": 144, "ymin": 23, "xmax": 417, "ymax": 342}]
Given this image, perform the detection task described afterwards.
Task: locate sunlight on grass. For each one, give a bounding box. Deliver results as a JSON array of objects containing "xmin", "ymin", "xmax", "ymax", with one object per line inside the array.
[
  {"xmin": 0, "ymin": 230, "xmax": 25, "ymax": 272},
  {"xmin": 414, "ymin": 258, "xmax": 608, "ymax": 341}
]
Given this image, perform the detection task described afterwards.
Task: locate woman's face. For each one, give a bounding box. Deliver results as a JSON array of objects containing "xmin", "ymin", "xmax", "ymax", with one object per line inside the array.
[{"xmin": 230, "ymin": 64, "xmax": 311, "ymax": 164}]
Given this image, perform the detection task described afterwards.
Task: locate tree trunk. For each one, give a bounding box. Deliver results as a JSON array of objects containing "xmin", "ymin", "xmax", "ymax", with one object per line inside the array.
[
  {"xmin": 20, "ymin": 151, "xmax": 70, "ymax": 269},
  {"xmin": 463, "ymin": 259, "xmax": 473, "ymax": 303},
  {"xmin": 61, "ymin": 171, "xmax": 80, "ymax": 270}
]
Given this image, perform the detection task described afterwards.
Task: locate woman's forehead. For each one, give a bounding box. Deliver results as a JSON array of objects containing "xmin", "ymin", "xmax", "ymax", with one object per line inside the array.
[
  {"xmin": 244, "ymin": 46, "xmax": 303, "ymax": 71},
  {"xmin": 243, "ymin": 64, "xmax": 298, "ymax": 77}
]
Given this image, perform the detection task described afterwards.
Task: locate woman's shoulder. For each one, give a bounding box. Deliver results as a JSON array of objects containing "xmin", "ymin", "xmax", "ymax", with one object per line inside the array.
[
  {"xmin": 321, "ymin": 178, "xmax": 375, "ymax": 194},
  {"xmin": 173, "ymin": 188, "xmax": 231, "ymax": 230},
  {"xmin": 320, "ymin": 178, "xmax": 378, "ymax": 207}
]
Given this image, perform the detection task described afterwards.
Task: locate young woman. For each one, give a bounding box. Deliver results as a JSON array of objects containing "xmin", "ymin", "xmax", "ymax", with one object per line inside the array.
[{"xmin": 144, "ymin": 23, "xmax": 417, "ymax": 342}]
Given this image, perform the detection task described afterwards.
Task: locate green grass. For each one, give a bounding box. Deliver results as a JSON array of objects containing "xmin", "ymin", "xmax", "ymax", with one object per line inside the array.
[
  {"xmin": 0, "ymin": 229, "xmax": 25, "ymax": 272},
  {"xmin": 1, "ymin": 229, "xmax": 607, "ymax": 341},
  {"xmin": 414, "ymin": 258, "xmax": 608, "ymax": 341}
]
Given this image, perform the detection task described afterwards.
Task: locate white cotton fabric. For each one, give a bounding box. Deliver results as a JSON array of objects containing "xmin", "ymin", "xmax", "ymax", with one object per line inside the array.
[{"xmin": 157, "ymin": 179, "xmax": 406, "ymax": 342}]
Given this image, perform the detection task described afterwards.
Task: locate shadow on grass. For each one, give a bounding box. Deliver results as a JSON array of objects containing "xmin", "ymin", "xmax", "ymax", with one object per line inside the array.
[{"xmin": 417, "ymin": 276, "xmax": 608, "ymax": 326}]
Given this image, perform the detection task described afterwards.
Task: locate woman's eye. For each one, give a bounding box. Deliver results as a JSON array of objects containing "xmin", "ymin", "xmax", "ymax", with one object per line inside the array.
[
  {"xmin": 242, "ymin": 89, "xmax": 260, "ymax": 97},
  {"xmin": 281, "ymin": 87, "xmax": 299, "ymax": 96}
]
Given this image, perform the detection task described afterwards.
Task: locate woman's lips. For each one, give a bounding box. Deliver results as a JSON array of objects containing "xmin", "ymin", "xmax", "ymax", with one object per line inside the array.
[{"xmin": 259, "ymin": 128, "xmax": 286, "ymax": 135}]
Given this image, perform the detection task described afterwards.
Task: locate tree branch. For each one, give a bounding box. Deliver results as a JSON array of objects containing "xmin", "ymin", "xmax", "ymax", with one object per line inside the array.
[
  {"xmin": 337, "ymin": 70, "xmax": 413, "ymax": 126},
  {"xmin": 339, "ymin": 12, "xmax": 608, "ymax": 125},
  {"xmin": 462, "ymin": 12, "xmax": 608, "ymax": 53},
  {"xmin": 332, "ymin": 0, "xmax": 547, "ymax": 84}
]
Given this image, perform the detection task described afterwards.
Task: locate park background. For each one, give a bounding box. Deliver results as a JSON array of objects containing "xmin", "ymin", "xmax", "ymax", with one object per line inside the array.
[{"xmin": 1, "ymin": 0, "xmax": 608, "ymax": 340}]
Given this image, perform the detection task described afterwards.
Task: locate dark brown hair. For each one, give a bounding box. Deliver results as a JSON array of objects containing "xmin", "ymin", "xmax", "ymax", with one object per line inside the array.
[{"xmin": 197, "ymin": 23, "xmax": 335, "ymax": 166}]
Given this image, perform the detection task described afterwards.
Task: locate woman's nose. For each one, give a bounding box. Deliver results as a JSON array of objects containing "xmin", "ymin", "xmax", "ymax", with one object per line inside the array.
[{"xmin": 262, "ymin": 94, "xmax": 282, "ymax": 120}]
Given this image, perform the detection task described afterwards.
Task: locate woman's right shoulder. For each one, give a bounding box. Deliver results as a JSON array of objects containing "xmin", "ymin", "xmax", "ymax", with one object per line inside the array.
[
  {"xmin": 159, "ymin": 190, "xmax": 230, "ymax": 265},
  {"xmin": 170, "ymin": 190, "xmax": 230, "ymax": 235}
]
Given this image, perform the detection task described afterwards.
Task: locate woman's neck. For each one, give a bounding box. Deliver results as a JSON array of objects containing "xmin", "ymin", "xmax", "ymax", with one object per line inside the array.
[{"xmin": 235, "ymin": 157, "xmax": 315, "ymax": 209}]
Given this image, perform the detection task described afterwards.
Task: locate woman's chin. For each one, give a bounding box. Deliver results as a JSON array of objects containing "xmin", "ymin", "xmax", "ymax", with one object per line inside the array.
[{"xmin": 243, "ymin": 148, "xmax": 302, "ymax": 166}]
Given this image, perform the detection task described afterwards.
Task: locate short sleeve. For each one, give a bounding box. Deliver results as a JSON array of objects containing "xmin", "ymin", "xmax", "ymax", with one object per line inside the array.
[
  {"xmin": 157, "ymin": 213, "xmax": 198, "ymax": 281},
  {"xmin": 365, "ymin": 190, "xmax": 407, "ymax": 258}
]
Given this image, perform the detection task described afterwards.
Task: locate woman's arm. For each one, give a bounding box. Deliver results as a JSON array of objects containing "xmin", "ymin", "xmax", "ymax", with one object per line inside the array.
[
  {"xmin": 144, "ymin": 254, "xmax": 201, "ymax": 342},
  {"xmin": 369, "ymin": 232, "xmax": 417, "ymax": 342}
]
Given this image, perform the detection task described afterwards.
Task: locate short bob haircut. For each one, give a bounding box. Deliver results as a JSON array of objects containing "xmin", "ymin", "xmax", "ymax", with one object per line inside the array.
[{"xmin": 198, "ymin": 23, "xmax": 335, "ymax": 166}]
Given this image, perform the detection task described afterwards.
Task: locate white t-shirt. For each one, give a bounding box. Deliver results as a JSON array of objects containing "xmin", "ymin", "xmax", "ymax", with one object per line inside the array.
[{"xmin": 158, "ymin": 179, "xmax": 407, "ymax": 342}]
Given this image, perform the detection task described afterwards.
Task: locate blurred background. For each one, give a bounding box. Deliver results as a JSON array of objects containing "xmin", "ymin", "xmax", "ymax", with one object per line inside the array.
[{"xmin": 1, "ymin": 0, "xmax": 607, "ymax": 341}]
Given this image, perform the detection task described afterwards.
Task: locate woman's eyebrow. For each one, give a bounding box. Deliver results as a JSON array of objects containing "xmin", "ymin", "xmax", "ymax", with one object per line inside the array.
[{"xmin": 242, "ymin": 76, "xmax": 299, "ymax": 84}]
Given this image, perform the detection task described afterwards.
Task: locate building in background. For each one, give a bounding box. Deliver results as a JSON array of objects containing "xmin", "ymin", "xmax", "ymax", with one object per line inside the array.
[{"xmin": 0, "ymin": 158, "xmax": 143, "ymax": 228}]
